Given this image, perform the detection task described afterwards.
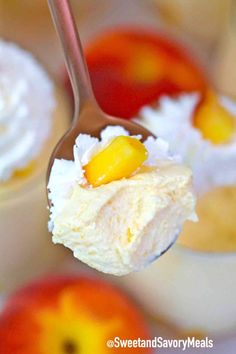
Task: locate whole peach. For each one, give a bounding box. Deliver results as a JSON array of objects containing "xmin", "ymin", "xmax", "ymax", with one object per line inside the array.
[
  {"xmin": 65, "ymin": 28, "xmax": 207, "ymax": 119},
  {"xmin": 0, "ymin": 275, "xmax": 153, "ymax": 354}
]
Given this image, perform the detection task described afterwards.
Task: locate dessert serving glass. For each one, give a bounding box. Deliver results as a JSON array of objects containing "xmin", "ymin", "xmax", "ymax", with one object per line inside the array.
[
  {"xmin": 0, "ymin": 85, "xmax": 70, "ymax": 292},
  {"xmin": 121, "ymin": 185, "xmax": 236, "ymax": 337},
  {"xmin": 119, "ymin": 91, "xmax": 236, "ymax": 337},
  {"xmin": 0, "ymin": 53, "xmax": 70, "ymax": 293}
]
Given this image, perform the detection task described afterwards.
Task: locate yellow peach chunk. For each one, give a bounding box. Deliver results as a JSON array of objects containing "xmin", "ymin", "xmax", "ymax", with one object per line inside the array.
[
  {"xmin": 84, "ymin": 136, "xmax": 148, "ymax": 187},
  {"xmin": 14, "ymin": 160, "xmax": 36, "ymax": 179},
  {"xmin": 194, "ymin": 92, "xmax": 235, "ymax": 144}
]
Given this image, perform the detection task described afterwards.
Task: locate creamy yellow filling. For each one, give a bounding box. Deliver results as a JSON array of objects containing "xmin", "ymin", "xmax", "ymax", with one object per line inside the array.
[{"xmin": 178, "ymin": 185, "xmax": 236, "ymax": 252}]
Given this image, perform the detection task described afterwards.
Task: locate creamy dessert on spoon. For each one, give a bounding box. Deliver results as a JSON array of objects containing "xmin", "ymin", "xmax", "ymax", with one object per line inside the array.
[{"xmin": 47, "ymin": 0, "xmax": 196, "ymax": 275}]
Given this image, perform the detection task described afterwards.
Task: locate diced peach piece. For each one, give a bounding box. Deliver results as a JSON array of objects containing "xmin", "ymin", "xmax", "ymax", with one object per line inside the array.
[
  {"xmin": 84, "ymin": 136, "xmax": 148, "ymax": 187},
  {"xmin": 14, "ymin": 161, "xmax": 36, "ymax": 178},
  {"xmin": 194, "ymin": 92, "xmax": 235, "ymax": 144}
]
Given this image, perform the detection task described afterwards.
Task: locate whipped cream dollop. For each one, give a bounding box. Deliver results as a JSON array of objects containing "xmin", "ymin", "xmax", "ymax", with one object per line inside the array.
[
  {"xmin": 48, "ymin": 126, "xmax": 196, "ymax": 276},
  {"xmin": 136, "ymin": 94, "xmax": 236, "ymax": 194},
  {"xmin": 48, "ymin": 126, "xmax": 181, "ymax": 221},
  {"xmin": 0, "ymin": 40, "xmax": 55, "ymax": 181}
]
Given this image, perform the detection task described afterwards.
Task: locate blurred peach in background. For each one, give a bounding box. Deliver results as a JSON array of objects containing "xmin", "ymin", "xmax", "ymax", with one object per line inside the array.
[{"xmin": 0, "ymin": 275, "xmax": 152, "ymax": 354}]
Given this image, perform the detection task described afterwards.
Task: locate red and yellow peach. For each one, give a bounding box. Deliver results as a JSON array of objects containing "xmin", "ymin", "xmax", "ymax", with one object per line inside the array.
[
  {"xmin": 0, "ymin": 275, "xmax": 152, "ymax": 354},
  {"xmin": 65, "ymin": 28, "xmax": 207, "ymax": 119}
]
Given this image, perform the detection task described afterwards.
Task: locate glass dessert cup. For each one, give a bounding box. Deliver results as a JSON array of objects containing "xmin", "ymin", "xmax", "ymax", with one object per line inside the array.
[
  {"xmin": 0, "ymin": 0, "xmax": 110, "ymax": 76},
  {"xmin": 120, "ymin": 185, "xmax": 236, "ymax": 337},
  {"xmin": 0, "ymin": 85, "xmax": 70, "ymax": 293}
]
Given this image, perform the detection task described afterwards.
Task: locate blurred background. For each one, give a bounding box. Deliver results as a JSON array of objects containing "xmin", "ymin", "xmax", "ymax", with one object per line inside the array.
[
  {"xmin": 1, "ymin": 0, "xmax": 235, "ymax": 93},
  {"xmin": 1, "ymin": 1, "xmax": 236, "ymax": 353}
]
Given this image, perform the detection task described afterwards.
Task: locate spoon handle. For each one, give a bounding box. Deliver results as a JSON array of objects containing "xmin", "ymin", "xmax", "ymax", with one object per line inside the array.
[{"xmin": 48, "ymin": 0, "xmax": 95, "ymax": 111}]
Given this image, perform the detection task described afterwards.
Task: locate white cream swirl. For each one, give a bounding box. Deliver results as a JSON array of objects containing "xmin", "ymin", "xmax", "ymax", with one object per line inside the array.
[{"xmin": 0, "ymin": 40, "xmax": 55, "ymax": 181}]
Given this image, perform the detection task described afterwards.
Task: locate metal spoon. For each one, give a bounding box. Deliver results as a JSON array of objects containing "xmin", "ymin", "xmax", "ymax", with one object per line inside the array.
[
  {"xmin": 47, "ymin": 0, "xmax": 155, "ymax": 185},
  {"xmin": 46, "ymin": 0, "xmax": 179, "ymax": 265}
]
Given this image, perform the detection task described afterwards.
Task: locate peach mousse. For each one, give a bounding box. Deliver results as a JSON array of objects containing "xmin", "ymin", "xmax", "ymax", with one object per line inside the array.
[
  {"xmin": 0, "ymin": 40, "xmax": 69, "ymax": 291},
  {"xmin": 48, "ymin": 126, "xmax": 196, "ymax": 276},
  {"xmin": 0, "ymin": 275, "xmax": 152, "ymax": 354}
]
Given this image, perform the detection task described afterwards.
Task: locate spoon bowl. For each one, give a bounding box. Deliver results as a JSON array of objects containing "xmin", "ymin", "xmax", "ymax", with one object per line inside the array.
[{"xmin": 48, "ymin": 101, "xmax": 154, "ymax": 165}]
